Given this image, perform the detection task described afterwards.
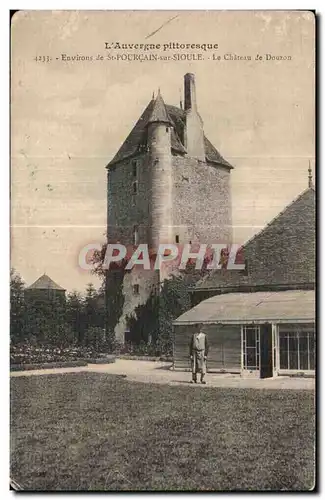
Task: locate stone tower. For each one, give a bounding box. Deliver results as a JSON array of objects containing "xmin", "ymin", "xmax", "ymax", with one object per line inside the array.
[
  {"xmin": 106, "ymin": 73, "xmax": 234, "ymax": 343},
  {"xmin": 146, "ymin": 90, "xmax": 174, "ymax": 248}
]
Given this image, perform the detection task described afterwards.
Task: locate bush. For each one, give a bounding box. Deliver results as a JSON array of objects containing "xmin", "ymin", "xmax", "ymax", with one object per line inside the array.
[
  {"xmin": 10, "ymin": 342, "xmax": 113, "ymax": 365},
  {"xmin": 118, "ymin": 341, "xmax": 161, "ymax": 357}
]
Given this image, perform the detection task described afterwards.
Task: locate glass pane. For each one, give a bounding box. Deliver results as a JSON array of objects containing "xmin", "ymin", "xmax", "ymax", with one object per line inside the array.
[
  {"xmin": 309, "ymin": 352, "xmax": 315, "ymax": 370},
  {"xmin": 279, "ymin": 334, "xmax": 288, "ymax": 369},
  {"xmin": 309, "ymin": 334, "xmax": 315, "ymax": 354},
  {"xmin": 246, "ymin": 328, "xmax": 257, "ymax": 347},
  {"xmin": 289, "ymin": 350, "xmax": 298, "ymax": 370},
  {"xmin": 299, "ymin": 336, "xmax": 309, "ymax": 370},
  {"xmin": 299, "ymin": 336, "xmax": 308, "ymax": 351},
  {"xmin": 299, "ymin": 350, "xmax": 309, "ymax": 370},
  {"xmin": 309, "ymin": 334, "xmax": 315, "ymax": 370},
  {"xmin": 246, "ymin": 347, "xmax": 257, "ymax": 368},
  {"xmin": 280, "ymin": 330, "xmax": 295, "ymax": 337},
  {"xmin": 288, "ymin": 335, "xmax": 298, "ymax": 352},
  {"xmin": 280, "ymin": 348, "xmax": 288, "ymax": 369},
  {"xmin": 279, "ymin": 335, "xmax": 287, "ymax": 351}
]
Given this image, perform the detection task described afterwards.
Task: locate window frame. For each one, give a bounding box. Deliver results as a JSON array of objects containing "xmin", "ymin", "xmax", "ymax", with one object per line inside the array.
[{"xmin": 278, "ymin": 325, "xmax": 315, "ymax": 373}]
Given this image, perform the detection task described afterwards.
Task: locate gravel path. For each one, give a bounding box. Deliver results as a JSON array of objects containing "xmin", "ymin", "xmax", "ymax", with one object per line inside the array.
[{"xmin": 10, "ymin": 359, "xmax": 315, "ymax": 390}]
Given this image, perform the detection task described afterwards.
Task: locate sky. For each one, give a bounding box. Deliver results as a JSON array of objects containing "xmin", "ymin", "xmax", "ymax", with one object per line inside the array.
[{"xmin": 11, "ymin": 10, "xmax": 315, "ymax": 292}]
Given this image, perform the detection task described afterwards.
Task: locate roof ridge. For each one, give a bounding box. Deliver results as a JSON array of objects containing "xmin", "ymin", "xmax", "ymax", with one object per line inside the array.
[
  {"xmin": 241, "ymin": 186, "xmax": 315, "ymax": 250},
  {"xmin": 196, "ymin": 186, "xmax": 315, "ymax": 288}
]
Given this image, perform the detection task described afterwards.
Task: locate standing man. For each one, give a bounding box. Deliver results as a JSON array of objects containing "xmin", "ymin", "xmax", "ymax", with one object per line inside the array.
[{"xmin": 189, "ymin": 324, "xmax": 209, "ymax": 384}]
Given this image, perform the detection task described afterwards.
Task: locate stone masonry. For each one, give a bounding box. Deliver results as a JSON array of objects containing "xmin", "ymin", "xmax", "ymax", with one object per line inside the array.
[{"xmin": 106, "ymin": 73, "xmax": 234, "ymax": 343}]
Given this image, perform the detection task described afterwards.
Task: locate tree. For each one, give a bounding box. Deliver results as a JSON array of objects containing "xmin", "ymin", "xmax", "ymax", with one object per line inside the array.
[
  {"xmin": 24, "ymin": 294, "xmax": 68, "ymax": 345},
  {"xmin": 92, "ymin": 243, "xmax": 126, "ymax": 349},
  {"xmin": 10, "ymin": 269, "xmax": 26, "ymax": 343},
  {"xmin": 66, "ymin": 290, "xmax": 84, "ymax": 343},
  {"xmin": 84, "ymin": 326, "xmax": 105, "ymax": 351}
]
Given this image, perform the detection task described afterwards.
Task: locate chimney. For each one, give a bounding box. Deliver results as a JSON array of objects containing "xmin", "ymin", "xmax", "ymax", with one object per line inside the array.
[
  {"xmin": 184, "ymin": 73, "xmax": 197, "ymax": 111},
  {"xmin": 183, "ymin": 73, "xmax": 205, "ymax": 161}
]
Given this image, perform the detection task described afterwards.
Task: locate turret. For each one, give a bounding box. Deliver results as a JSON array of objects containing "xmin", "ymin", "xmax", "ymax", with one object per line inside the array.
[
  {"xmin": 184, "ymin": 73, "xmax": 205, "ymax": 161},
  {"xmin": 146, "ymin": 91, "xmax": 173, "ymax": 249}
]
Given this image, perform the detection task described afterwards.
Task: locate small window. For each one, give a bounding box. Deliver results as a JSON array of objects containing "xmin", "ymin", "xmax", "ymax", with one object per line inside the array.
[
  {"xmin": 175, "ymin": 235, "xmax": 179, "ymax": 244},
  {"xmin": 132, "ymin": 160, "xmax": 137, "ymax": 177},
  {"xmin": 166, "ymin": 127, "xmax": 169, "ymax": 133},
  {"xmin": 133, "ymin": 226, "xmax": 139, "ymax": 246},
  {"xmin": 132, "ymin": 181, "xmax": 138, "ymax": 195},
  {"xmin": 133, "ymin": 284, "xmax": 140, "ymax": 295}
]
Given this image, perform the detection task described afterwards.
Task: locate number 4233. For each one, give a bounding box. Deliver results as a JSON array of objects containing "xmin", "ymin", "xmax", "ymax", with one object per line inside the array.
[{"xmin": 34, "ymin": 55, "xmax": 52, "ymax": 62}]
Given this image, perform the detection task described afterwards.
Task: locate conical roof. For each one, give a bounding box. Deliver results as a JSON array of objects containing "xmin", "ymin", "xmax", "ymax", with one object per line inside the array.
[
  {"xmin": 147, "ymin": 91, "xmax": 172, "ymax": 125},
  {"xmin": 27, "ymin": 274, "xmax": 66, "ymax": 291}
]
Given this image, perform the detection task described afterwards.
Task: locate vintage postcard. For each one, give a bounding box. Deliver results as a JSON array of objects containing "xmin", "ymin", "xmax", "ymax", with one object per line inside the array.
[{"xmin": 10, "ymin": 10, "xmax": 315, "ymax": 491}]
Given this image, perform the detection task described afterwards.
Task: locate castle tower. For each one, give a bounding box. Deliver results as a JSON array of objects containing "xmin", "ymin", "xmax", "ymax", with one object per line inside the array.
[
  {"xmin": 105, "ymin": 74, "xmax": 234, "ymax": 344},
  {"xmin": 146, "ymin": 90, "xmax": 173, "ymax": 249}
]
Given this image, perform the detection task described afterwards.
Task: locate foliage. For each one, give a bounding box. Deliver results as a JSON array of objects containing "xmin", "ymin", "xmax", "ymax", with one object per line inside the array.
[
  {"xmin": 10, "ymin": 343, "xmax": 112, "ymax": 365},
  {"xmin": 104, "ymin": 269, "xmax": 125, "ymax": 348},
  {"xmin": 10, "ymin": 269, "xmax": 27, "ymax": 343},
  {"xmin": 25, "ymin": 295, "xmax": 69, "ymax": 345},
  {"xmin": 10, "ymin": 269, "xmax": 112, "ymax": 357},
  {"xmin": 10, "ymin": 252, "xmax": 212, "ymax": 360},
  {"xmin": 66, "ymin": 291, "xmax": 84, "ymax": 343},
  {"xmin": 91, "ymin": 242, "xmax": 126, "ymax": 348},
  {"xmin": 84, "ymin": 326, "xmax": 105, "ymax": 349},
  {"xmin": 126, "ymin": 272, "xmax": 193, "ymax": 356}
]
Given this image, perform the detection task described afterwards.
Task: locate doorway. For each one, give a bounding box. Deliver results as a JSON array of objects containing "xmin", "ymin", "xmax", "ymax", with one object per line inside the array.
[
  {"xmin": 260, "ymin": 323, "xmax": 273, "ymax": 378},
  {"xmin": 242, "ymin": 325, "xmax": 260, "ymax": 377}
]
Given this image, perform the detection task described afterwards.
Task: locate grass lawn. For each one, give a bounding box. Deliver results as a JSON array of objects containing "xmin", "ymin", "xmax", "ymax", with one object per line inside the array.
[{"xmin": 10, "ymin": 373, "xmax": 315, "ymax": 491}]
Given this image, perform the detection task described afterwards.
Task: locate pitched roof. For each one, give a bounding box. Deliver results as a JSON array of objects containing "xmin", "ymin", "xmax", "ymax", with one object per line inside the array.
[
  {"xmin": 196, "ymin": 187, "xmax": 316, "ymax": 290},
  {"xmin": 174, "ymin": 289, "xmax": 315, "ymax": 325},
  {"xmin": 27, "ymin": 274, "xmax": 66, "ymax": 291},
  {"xmin": 239, "ymin": 187, "xmax": 315, "ymax": 250},
  {"xmin": 107, "ymin": 96, "xmax": 232, "ymax": 168}
]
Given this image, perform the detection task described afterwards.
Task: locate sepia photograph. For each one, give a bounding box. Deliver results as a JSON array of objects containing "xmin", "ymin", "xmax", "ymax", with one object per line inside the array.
[{"xmin": 10, "ymin": 10, "xmax": 315, "ymax": 491}]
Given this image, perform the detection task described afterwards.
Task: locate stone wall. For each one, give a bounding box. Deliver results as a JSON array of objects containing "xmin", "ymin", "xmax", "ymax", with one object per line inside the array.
[
  {"xmin": 107, "ymin": 153, "xmax": 150, "ymax": 246},
  {"xmin": 172, "ymin": 156, "xmax": 232, "ymax": 245},
  {"xmin": 107, "ymin": 151, "xmax": 233, "ymax": 343}
]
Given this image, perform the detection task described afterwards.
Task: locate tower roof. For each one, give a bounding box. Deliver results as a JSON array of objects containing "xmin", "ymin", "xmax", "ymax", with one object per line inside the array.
[
  {"xmin": 107, "ymin": 97, "xmax": 232, "ymax": 169},
  {"xmin": 147, "ymin": 91, "xmax": 172, "ymax": 126},
  {"xmin": 27, "ymin": 274, "xmax": 66, "ymax": 291}
]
